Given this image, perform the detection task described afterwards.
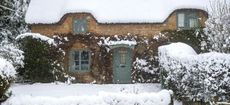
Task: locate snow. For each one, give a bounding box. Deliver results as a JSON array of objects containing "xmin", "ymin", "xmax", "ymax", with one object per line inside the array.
[
  {"xmin": 25, "ymin": 0, "xmax": 210, "ymax": 24},
  {"xmin": 0, "ymin": 58, "xmax": 16, "ymax": 78},
  {"xmin": 16, "ymin": 33, "xmax": 56, "ymax": 46},
  {"xmin": 98, "ymin": 37, "xmax": 137, "ymax": 46},
  {"xmin": 133, "ymin": 58, "xmax": 157, "ymax": 74},
  {"xmin": 158, "ymin": 42, "xmax": 230, "ymax": 101},
  {"xmin": 0, "ymin": 41, "xmax": 24, "ymax": 69},
  {"xmin": 2, "ymin": 83, "xmax": 174, "ymax": 105},
  {"xmin": 97, "ymin": 36, "xmax": 137, "ymax": 52}
]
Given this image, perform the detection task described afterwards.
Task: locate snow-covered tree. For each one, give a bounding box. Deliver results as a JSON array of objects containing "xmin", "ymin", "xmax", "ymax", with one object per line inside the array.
[
  {"xmin": 203, "ymin": 0, "xmax": 230, "ymax": 53},
  {"xmin": 0, "ymin": 0, "xmax": 30, "ymax": 42},
  {"xmin": 0, "ymin": 41, "xmax": 24, "ymax": 69},
  {"xmin": 0, "ymin": 58, "xmax": 16, "ymax": 102}
]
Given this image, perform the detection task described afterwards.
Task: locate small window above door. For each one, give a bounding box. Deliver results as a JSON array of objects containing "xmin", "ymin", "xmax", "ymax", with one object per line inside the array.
[{"xmin": 73, "ymin": 19, "xmax": 87, "ymax": 34}]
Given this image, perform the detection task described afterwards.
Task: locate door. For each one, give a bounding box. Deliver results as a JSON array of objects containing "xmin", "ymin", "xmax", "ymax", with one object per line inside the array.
[{"xmin": 113, "ymin": 47, "xmax": 132, "ymax": 83}]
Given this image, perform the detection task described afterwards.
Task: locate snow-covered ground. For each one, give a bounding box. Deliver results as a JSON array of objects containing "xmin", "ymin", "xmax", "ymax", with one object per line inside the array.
[{"xmin": 2, "ymin": 83, "xmax": 181, "ymax": 105}]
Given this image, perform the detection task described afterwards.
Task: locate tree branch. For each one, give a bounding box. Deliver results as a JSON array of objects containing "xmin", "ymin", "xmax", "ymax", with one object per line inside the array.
[{"xmin": 0, "ymin": 4, "xmax": 15, "ymax": 12}]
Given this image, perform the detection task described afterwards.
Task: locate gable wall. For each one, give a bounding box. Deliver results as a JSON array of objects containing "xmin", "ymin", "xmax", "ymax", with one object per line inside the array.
[{"xmin": 30, "ymin": 10, "xmax": 208, "ymax": 37}]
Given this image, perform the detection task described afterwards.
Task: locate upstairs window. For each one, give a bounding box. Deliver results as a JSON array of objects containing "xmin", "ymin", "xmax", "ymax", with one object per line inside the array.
[
  {"xmin": 73, "ymin": 19, "xmax": 87, "ymax": 34},
  {"xmin": 69, "ymin": 50, "xmax": 90, "ymax": 72},
  {"xmin": 177, "ymin": 11, "xmax": 199, "ymax": 29}
]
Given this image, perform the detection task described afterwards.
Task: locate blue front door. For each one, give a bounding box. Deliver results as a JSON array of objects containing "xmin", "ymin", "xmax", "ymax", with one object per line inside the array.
[{"xmin": 113, "ymin": 47, "xmax": 132, "ymax": 83}]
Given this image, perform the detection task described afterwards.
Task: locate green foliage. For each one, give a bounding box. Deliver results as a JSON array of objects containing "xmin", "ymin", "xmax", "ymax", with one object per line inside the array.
[
  {"xmin": 162, "ymin": 28, "xmax": 207, "ymax": 53},
  {"xmin": 0, "ymin": 76, "xmax": 11, "ymax": 102},
  {"xmin": 17, "ymin": 36, "xmax": 65, "ymax": 83}
]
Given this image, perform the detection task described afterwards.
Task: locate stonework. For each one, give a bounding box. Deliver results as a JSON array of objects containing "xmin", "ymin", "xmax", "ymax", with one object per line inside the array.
[
  {"xmin": 30, "ymin": 9, "xmax": 208, "ymax": 83},
  {"xmin": 30, "ymin": 9, "xmax": 208, "ymax": 37}
]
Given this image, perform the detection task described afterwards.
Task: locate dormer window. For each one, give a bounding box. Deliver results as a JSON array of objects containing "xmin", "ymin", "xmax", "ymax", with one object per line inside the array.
[
  {"xmin": 177, "ymin": 10, "xmax": 199, "ymax": 29},
  {"xmin": 73, "ymin": 19, "xmax": 87, "ymax": 34}
]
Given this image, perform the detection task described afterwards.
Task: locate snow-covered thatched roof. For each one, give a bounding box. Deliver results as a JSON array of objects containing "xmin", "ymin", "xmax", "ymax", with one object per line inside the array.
[{"xmin": 25, "ymin": 0, "xmax": 210, "ymax": 24}]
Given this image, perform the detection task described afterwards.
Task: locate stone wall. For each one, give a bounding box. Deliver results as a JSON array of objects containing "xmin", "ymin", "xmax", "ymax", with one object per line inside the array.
[
  {"xmin": 30, "ymin": 9, "xmax": 208, "ymax": 83},
  {"xmin": 30, "ymin": 9, "xmax": 208, "ymax": 37}
]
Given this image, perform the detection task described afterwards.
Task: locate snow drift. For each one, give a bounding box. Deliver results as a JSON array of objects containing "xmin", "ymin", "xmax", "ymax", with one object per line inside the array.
[{"xmin": 3, "ymin": 83, "xmax": 172, "ymax": 105}]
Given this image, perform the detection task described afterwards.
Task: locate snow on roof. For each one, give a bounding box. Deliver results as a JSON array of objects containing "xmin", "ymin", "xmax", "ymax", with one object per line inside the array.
[{"xmin": 25, "ymin": 0, "xmax": 211, "ymax": 24}]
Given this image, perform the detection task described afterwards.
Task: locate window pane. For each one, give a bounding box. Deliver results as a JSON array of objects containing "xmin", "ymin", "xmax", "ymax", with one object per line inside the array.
[
  {"xmin": 81, "ymin": 51, "xmax": 89, "ymax": 60},
  {"xmin": 74, "ymin": 51, "xmax": 79, "ymax": 60},
  {"xmin": 189, "ymin": 18, "xmax": 198, "ymax": 28},
  {"xmin": 119, "ymin": 49, "xmax": 127, "ymax": 64},
  {"xmin": 81, "ymin": 64, "xmax": 89, "ymax": 70},
  {"xmin": 73, "ymin": 19, "xmax": 87, "ymax": 33},
  {"xmin": 120, "ymin": 53, "xmax": 126, "ymax": 64},
  {"xmin": 178, "ymin": 13, "xmax": 185, "ymax": 27},
  {"xmin": 75, "ymin": 61, "xmax": 80, "ymax": 70},
  {"xmin": 81, "ymin": 61, "xmax": 89, "ymax": 64}
]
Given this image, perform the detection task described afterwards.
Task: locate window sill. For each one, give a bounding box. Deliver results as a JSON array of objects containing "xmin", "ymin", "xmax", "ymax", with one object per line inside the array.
[{"xmin": 68, "ymin": 70, "xmax": 91, "ymax": 73}]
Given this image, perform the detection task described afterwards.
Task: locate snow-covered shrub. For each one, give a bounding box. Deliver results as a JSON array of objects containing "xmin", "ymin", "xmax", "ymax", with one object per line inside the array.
[
  {"xmin": 159, "ymin": 42, "xmax": 230, "ymax": 102},
  {"xmin": 0, "ymin": 41, "xmax": 24, "ymax": 69},
  {"xmin": 203, "ymin": 0, "xmax": 230, "ymax": 53},
  {"xmin": 16, "ymin": 33, "xmax": 65, "ymax": 83},
  {"xmin": 0, "ymin": 58, "xmax": 16, "ymax": 102}
]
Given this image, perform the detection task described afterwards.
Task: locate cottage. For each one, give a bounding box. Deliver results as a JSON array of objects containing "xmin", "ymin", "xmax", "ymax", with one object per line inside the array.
[{"xmin": 25, "ymin": 0, "xmax": 209, "ymax": 83}]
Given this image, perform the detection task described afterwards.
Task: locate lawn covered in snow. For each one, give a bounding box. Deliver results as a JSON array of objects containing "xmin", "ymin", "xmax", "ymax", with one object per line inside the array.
[{"xmin": 2, "ymin": 83, "xmax": 180, "ymax": 105}]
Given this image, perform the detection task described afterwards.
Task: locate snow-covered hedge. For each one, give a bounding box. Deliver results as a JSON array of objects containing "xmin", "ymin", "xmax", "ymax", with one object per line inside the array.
[
  {"xmin": 0, "ymin": 58, "xmax": 16, "ymax": 101},
  {"xmin": 158, "ymin": 42, "xmax": 230, "ymax": 102},
  {"xmin": 3, "ymin": 90, "xmax": 172, "ymax": 105}
]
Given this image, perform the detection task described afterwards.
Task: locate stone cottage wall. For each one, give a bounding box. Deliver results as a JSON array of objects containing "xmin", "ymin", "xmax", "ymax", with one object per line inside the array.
[
  {"xmin": 29, "ymin": 9, "xmax": 208, "ymax": 83},
  {"xmin": 30, "ymin": 9, "xmax": 208, "ymax": 37}
]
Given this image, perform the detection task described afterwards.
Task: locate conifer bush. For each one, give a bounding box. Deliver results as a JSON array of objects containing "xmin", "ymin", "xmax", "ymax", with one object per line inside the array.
[{"xmin": 17, "ymin": 33, "xmax": 65, "ymax": 83}]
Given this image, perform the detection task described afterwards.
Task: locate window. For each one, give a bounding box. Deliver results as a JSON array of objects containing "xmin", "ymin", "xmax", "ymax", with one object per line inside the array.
[
  {"xmin": 73, "ymin": 19, "xmax": 87, "ymax": 34},
  {"xmin": 177, "ymin": 11, "xmax": 199, "ymax": 29},
  {"xmin": 119, "ymin": 49, "xmax": 127, "ymax": 64},
  {"xmin": 69, "ymin": 50, "xmax": 90, "ymax": 71}
]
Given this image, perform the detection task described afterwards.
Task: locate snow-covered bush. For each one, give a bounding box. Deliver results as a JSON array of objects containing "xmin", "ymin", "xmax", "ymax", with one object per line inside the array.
[
  {"xmin": 159, "ymin": 42, "xmax": 230, "ymax": 102},
  {"xmin": 0, "ymin": 58, "xmax": 16, "ymax": 102},
  {"xmin": 0, "ymin": 41, "xmax": 24, "ymax": 69},
  {"xmin": 16, "ymin": 33, "xmax": 65, "ymax": 83},
  {"xmin": 203, "ymin": 0, "xmax": 230, "ymax": 53}
]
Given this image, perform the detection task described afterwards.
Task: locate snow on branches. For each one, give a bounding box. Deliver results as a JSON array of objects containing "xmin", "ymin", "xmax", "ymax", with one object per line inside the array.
[
  {"xmin": 203, "ymin": 0, "xmax": 230, "ymax": 53},
  {"xmin": 0, "ymin": 58, "xmax": 16, "ymax": 79},
  {"xmin": 159, "ymin": 42, "xmax": 230, "ymax": 102}
]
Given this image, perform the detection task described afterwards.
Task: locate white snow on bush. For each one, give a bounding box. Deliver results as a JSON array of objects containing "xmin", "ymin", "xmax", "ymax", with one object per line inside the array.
[
  {"xmin": 25, "ymin": 0, "xmax": 210, "ymax": 24},
  {"xmin": 3, "ymin": 83, "xmax": 172, "ymax": 105},
  {"xmin": 133, "ymin": 58, "xmax": 158, "ymax": 74},
  {"xmin": 98, "ymin": 37, "xmax": 137, "ymax": 46},
  {"xmin": 158, "ymin": 42, "xmax": 230, "ymax": 68},
  {"xmin": 16, "ymin": 33, "xmax": 56, "ymax": 46},
  {"xmin": 0, "ymin": 42, "xmax": 24, "ymax": 69},
  {"xmin": 0, "ymin": 58, "xmax": 16, "ymax": 78},
  {"xmin": 158, "ymin": 42, "xmax": 230, "ymax": 101}
]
